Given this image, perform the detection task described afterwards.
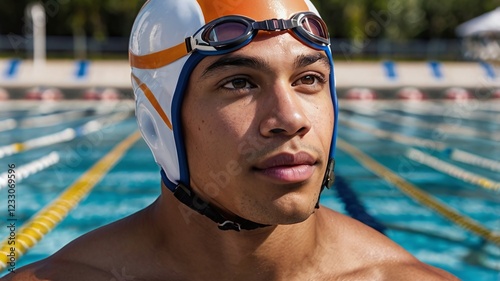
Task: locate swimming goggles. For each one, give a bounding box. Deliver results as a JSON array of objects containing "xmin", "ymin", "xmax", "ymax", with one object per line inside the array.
[
  {"xmin": 130, "ymin": 12, "xmax": 330, "ymax": 69},
  {"xmin": 186, "ymin": 11, "xmax": 329, "ymax": 53}
]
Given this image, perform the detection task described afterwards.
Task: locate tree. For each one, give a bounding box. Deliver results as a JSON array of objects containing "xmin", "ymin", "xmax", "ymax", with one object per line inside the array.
[{"xmin": 1, "ymin": 0, "xmax": 498, "ymax": 57}]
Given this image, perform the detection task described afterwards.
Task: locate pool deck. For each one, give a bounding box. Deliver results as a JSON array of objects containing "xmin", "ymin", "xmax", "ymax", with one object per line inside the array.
[{"xmin": 1, "ymin": 59, "xmax": 499, "ymax": 91}]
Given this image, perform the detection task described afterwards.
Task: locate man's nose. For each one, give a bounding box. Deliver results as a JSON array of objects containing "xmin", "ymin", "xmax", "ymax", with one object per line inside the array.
[{"xmin": 259, "ymin": 81, "xmax": 312, "ymax": 137}]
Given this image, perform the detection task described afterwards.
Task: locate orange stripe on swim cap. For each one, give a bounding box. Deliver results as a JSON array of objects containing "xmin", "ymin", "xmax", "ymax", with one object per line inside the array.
[
  {"xmin": 129, "ymin": 42, "xmax": 187, "ymax": 69},
  {"xmin": 196, "ymin": 0, "xmax": 309, "ymax": 22},
  {"xmin": 131, "ymin": 74, "xmax": 173, "ymax": 131}
]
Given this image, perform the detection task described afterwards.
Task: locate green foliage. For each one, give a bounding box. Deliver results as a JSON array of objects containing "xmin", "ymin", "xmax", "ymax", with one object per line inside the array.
[
  {"xmin": 0, "ymin": 0, "xmax": 498, "ymax": 40},
  {"xmin": 311, "ymin": 0, "xmax": 500, "ymax": 40},
  {"xmin": 0, "ymin": 0, "xmax": 144, "ymax": 39}
]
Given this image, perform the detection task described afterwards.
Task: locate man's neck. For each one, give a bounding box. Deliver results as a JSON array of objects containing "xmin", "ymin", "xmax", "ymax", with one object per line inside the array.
[{"xmin": 145, "ymin": 186, "xmax": 324, "ymax": 280}]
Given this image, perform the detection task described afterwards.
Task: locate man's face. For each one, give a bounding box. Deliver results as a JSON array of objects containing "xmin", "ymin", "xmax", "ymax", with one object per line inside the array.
[{"xmin": 182, "ymin": 31, "xmax": 334, "ymax": 225}]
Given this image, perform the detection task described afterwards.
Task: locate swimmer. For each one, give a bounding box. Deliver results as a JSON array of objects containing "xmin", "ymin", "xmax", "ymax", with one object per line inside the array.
[{"xmin": 3, "ymin": 0, "xmax": 459, "ymax": 280}]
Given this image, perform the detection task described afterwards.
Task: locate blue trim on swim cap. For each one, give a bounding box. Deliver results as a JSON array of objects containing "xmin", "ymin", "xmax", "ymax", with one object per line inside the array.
[
  {"xmin": 161, "ymin": 169, "xmax": 177, "ymax": 191},
  {"xmin": 326, "ymin": 47, "xmax": 338, "ymax": 159},
  {"xmin": 293, "ymin": 31, "xmax": 338, "ymax": 158},
  {"xmin": 171, "ymin": 52, "xmax": 207, "ymax": 187}
]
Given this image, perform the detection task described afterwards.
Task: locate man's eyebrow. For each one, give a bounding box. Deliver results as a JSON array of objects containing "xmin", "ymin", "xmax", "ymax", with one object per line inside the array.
[
  {"xmin": 201, "ymin": 52, "xmax": 330, "ymax": 78},
  {"xmin": 294, "ymin": 53, "xmax": 330, "ymax": 70},
  {"xmin": 201, "ymin": 55, "xmax": 272, "ymax": 78}
]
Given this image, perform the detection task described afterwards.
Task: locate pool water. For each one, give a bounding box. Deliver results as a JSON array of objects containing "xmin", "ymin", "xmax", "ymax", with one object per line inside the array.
[{"xmin": 0, "ymin": 98, "xmax": 499, "ymax": 280}]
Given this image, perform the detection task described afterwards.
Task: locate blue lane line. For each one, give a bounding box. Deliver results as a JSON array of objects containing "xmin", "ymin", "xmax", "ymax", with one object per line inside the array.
[
  {"xmin": 428, "ymin": 61, "xmax": 443, "ymax": 80},
  {"xmin": 4, "ymin": 59, "xmax": 21, "ymax": 79},
  {"xmin": 334, "ymin": 175, "xmax": 386, "ymax": 234},
  {"xmin": 479, "ymin": 61, "xmax": 496, "ymax": 80},
  {"xmin": 382, "ymin": 61, "xmax": 397, "ymax": 80},
  {"xmin": 75, "ymin": 60, "xmax": 89, "ymax": 80}
]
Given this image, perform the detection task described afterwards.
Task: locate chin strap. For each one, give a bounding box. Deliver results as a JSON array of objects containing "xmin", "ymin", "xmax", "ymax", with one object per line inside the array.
[
  {"xmin": 172, "ymin": 183, "xmax": 269, "ymax": 231},
  {"xmin": 315, "ymin": 158, "xmax": 335, "ymax": 209},
  {"xmin": 166, "ymin": 158, "xmax": 335, "ymax": 232}
]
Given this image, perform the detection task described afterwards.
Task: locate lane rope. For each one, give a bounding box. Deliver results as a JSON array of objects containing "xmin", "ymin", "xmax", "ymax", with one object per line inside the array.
[
  {"xmin": 339, "ymin": 118, "xmax": 448, "ymax": 150},
  {"xmin": 373, "ymin": 100, "xmax": 498, "ymax": 123},
  {"xmin": 0, "ymin": 131, "xmax": 141, "ymax": 272},
  {"xmin": 446, "ymin": 148, "xmax": 500, "ymax": 173},
  {"xmin": 337, "ymin": 138, "xmax": 500, "ymax": 246},
  {"xmin": 0, "ymin": 111, "xmax": 132, "ymax": 160},
  {"xmin": 340, "ymin": 117, "xmax": 499, "ymax": 172},
  {"xmin": 18, "ymin": 110, "xmax": 91, "ymax": 129},
  {"xmin": 0, "ymin": 152, "xmax": 60, "ymax": 190},
  {"xmin": 0, "ymin": 119, "xmax": 17, "ymax": 133},
  {"xmin": 407, "ymin": 148, "xmax": 500, "ymax": 191},
  {"xmin": 341, "ymin": 107, "xmax": 500, "ymax": 141},
  {"xmin": 342, "ymin": 100, "xmax": 500, "ymax": 123},
  {"xmin": 341, "ymin": 101, "xmax": 500, "ymax": 141}
]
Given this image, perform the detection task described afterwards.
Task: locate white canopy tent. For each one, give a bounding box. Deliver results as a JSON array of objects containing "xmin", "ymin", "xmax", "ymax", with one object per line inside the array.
[
  {"xmin": 456, "ymin": 7, "xmax": 500, "ymax": 37},
  {"xmin": 456, "ymin": 8, "xmax": 500, "ymax": 61}
]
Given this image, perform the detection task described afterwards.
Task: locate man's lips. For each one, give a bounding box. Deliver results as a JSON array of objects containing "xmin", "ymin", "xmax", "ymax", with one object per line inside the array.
[
  {"xmin": 253, "ymin": 152, "xmax": 317, "ymax": 183},
  {"xmin": 255, "ymin": 152, "xmax": 316, "ymax": 169}
]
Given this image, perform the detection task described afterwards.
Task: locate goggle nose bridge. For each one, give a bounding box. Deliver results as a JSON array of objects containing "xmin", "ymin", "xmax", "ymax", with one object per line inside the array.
[{"xmin": 252, "ymin": 18, "xmax": 295, "ymax": 31}]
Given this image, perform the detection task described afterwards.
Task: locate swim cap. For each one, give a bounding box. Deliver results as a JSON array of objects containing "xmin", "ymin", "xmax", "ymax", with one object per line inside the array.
[{"xmin": 129, "ymin": 0, "xmax": 338, "ymax": 229}]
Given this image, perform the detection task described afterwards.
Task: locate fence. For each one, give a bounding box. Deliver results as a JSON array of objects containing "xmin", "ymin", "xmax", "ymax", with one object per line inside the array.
[
  {"xmin": 0, "ymin": 35, "xmax": 468, "ymax": 61},
  {"xmin": 0, "ymin": 35, "xmax": 129, "ymax": 59},
  {"xmin": 331, "ymin": 38, "xmax": 464, "ymax": 61}
]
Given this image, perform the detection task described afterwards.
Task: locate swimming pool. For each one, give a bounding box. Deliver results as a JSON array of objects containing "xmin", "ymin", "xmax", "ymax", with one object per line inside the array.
[{"xmin": 0, "ymin": 95, "xmax": 499, "ymax": 280}]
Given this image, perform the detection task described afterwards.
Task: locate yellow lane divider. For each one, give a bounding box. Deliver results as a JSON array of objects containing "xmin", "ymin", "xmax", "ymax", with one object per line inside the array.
[
  {"xmin": 0, "ymin": 131, "xmax": 141, "ymax": 272},
  {"xmin": 337, "ymin": 138, "xmax": 500, "ymax": 246}
]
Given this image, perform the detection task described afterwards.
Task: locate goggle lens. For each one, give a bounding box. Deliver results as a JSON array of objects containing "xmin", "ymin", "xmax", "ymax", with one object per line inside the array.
[
  {"xmin": 301, "ymin": 16, "xmax": 327, "ymax": 39},
  {"xmin": 205, "ymin": 22, "xmax": 249, "ymax": 42}
]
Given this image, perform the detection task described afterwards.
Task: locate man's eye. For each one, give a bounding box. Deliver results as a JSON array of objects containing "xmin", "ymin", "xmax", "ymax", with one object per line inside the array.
[
  {"xmin": 300, "ymin": 75, "xmax": 316, "ymax": 85},
  {"xmin": 223, "ymin": 78, "xmax": 252, "ymax": 89},
  {"xmin": 292, "ymin": 74, "xmax": 326, "ymax": 87}
]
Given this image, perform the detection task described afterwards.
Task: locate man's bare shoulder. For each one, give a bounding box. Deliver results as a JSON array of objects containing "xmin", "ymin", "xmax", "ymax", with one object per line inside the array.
[
  {"xmin": 334, "ymin": 261, "xmax": 460, "ymax": 281},
  {"xmin": 1, "ymin": 208, "xmax": 155, "ymax": 281},
  {"xmin": 0, "ymin": 259, "xmax": 113, "ymax": 281},
  {"xmin": 316, "ymin": 207, "xmax": 459, "ymax": 280},
  {"xmin": 316, "ymin": 206, "xmax": 411, "ymax": 254},
  {"xmin": 51, "ymin": 211, "xmax": 143, "ymax": 267}
]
